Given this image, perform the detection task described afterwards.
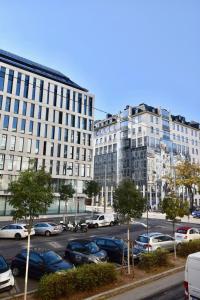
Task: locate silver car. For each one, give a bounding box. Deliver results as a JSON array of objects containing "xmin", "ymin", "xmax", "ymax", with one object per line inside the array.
[
  {"xmin": 134, "ymin": 232, "xmax": 176, "ymax": 252},
  {"xmin": 34, "ymin": 222, "xmax": 63, "ymax": 236}
]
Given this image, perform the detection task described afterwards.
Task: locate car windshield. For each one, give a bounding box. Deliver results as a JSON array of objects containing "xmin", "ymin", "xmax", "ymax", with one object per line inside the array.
[
  {"xmin": 0, "ymin": 256, "xmax": 9, "ymax": 273},
  {"xmin": 176, "ymin": 229, "xmax": 188, "ymax": 234},
  {"xmin": 42, "ymin": 251, "xmax": 62, "ymax": 265},
  {"xmin": 49, "ymin": 223, "xmax": 57, "ymax": 227},
  {"xmin": 136, "ymin": 236, "xmax": 149, "ymax": 243},
  {"xmin": 85, "ymin": 242, "xmax": 100, "ymax": 254},
  {"xmin": 91, "ymin": 215, "xmax": 100, "ymax": 220}
]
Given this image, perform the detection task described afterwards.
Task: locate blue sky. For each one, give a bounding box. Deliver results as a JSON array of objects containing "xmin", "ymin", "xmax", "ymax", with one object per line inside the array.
[{"xmin": 0, "ymin": 0, "xmax": 199, "ymax": 121}]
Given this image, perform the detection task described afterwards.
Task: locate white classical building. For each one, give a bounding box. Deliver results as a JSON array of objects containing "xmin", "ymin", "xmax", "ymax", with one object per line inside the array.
[
  {"xmin": 0, "ymin": 49, "xmax": 94, "ymax": 216},
  {"xmin": 94, "ymin": 103, "xmax": 200, "ymax": 208}
]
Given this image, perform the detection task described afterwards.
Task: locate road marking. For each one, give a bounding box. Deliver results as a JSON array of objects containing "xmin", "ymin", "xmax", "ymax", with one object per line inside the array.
[{"xmin": 46, "ymin": 241, "xmax": 63, "ymax": 249}]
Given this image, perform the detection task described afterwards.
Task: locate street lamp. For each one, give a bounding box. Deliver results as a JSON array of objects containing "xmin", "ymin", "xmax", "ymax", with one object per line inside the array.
[{"xmin": 104, "ymin": 161, "xmax": 107, "ymax": 213}]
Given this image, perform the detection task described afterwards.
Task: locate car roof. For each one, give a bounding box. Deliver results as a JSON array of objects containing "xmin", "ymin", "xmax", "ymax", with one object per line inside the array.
[
  {"xmin": 93, "ymin": 236, "xmax": 122, "ymax": 241},
  {"xmin": 67, "ymin": 239, "xmax": 92, "ymax": 244},
  {"xmin": 139, "ymin": 232, "xmax": 162, "ymax": 238},
  {"xmin": 176, "ymin": 226, "xmax": 192, "ymax": 231},
  {"xmin": 21, "ymin": 248, "xmax": 52, "ymax": 254},
  {"xmin": 9, "ymin": 223, "xmax": 27, "ymax": 226}
]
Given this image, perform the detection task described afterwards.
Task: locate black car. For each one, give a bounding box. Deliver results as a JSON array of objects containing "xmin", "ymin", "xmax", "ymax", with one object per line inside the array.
[
  {"xmin": 65, "ymin": 239, "xmax": 107, "ymax": 265},
  {"xmin": 92, "ymin": 237, "xmax": 141, "ymax": 264},
  {"xmin": 11, "ymin": 249, "xmax": 74, "ymax": 279}
]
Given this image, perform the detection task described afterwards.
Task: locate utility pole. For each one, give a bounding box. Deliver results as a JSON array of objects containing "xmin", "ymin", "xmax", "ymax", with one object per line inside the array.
[{"xmin": 104, "ymin": 161, "xmax": 107, "ymax": 213}]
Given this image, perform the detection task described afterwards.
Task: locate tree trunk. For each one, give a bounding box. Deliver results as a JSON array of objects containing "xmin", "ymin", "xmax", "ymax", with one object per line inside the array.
[
  {"xmin": 188, "ymin": 187, "xmax": 194, "ymax": 211},
  {"xmin": 63, "ymin": 199, "xmax": 67, "ymax": 223},
  {"xmin": 173, "ymin": 220, "xmax": 176, "ymax": 260},
  {"xmin": 127, "ymin": 220, "xmax": 130, "ymax": 275},
  {"xmin": 24, "ymin": 231, "xmax": 31, "ymax": 300}
]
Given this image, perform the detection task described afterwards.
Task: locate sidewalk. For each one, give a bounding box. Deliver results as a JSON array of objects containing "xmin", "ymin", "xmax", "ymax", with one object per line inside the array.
[
  {"xmin": 142, "ymin": 211, "xmax": 200, "ymax": 225},
  {"xmin": 109, "ymin": 271, "xmax": 184, "ymax": 300}
]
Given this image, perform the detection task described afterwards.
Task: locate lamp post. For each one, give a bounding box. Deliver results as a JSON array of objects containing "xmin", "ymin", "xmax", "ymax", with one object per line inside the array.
[{"xmin": 104, "ymin": 161, "xmax": 107, "ymax": 213}]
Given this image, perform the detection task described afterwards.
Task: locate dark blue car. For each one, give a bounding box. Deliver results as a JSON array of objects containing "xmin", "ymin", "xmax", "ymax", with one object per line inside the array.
[
  {"xmin": 192, "ymin": 209, "xmax": 200, "ymax": 218},
  {"xmin": 11, "ymin": 249, "xmax": 73, "ymax": 279}
]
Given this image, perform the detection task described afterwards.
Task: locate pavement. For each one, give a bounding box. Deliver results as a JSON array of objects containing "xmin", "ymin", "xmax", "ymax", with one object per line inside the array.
[{"xmin": 109, "ymin": 271, "xmax": 184, "ymax": 300}]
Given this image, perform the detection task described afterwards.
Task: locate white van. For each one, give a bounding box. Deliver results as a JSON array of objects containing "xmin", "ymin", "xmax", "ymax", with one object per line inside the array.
[
  {"xmin": 86, "ymin": 213, "xmax": 115, "ymax": 228},
  {"xmin": 184, "ymin": 252, "xmax": 200, "ymax": 299}
]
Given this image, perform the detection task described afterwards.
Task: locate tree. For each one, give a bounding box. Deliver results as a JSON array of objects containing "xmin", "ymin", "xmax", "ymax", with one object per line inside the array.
[
  {"xmin": 113, "ymin": 179, "xmax": 146, "ymax": 274},
  {"xmin": 84, "ymin": 180, "xmax": 100, "ymax": 206},
  {"xmin": 175, "ymin": 161, "xmax": 200, "ymax": 211},
  {"xmin": 8, "ymin": 167, "xmax": 53, "ymax": 300},
  {"xmin": 161, "ymin": 192, "xmax": 189, "ymax": 258},
  {"xmin": 59, "ymin": 183, "xmax": 75, "ymax": 223}
]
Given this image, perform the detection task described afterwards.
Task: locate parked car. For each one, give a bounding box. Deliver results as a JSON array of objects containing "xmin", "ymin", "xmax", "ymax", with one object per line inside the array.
[
  {"xmin": 192, "ymin": 209, "xmax": 200, "ymax": 218},
  {"xmin": 65, "ymin": 239, "xmax": 107, "ymax": 265},
  {"xmin": 0, "ymin": 255, "xmax": 14, "ymax": 291},
  {"xmin": 86, "ymin": 213, "xmax": 115, "ymax": 228},
  {"xmin": 34, "ymin": 222, "xmax": 63, "ymax": 236},
  {"xmin": 184, "ymin": 251, "xmax": 200, "ymax": 299},
  {"xmin": 11, "ymin": 249, "xmax": 73, "ymax": 279},
  {"xmin": 175, "ymin": 227, "xmax": 200, "ymax": 244},
  {"xmin": 134, "ymin": 232, "xmax": 176, "ymax": 252},
  {"xmin": 92, "ymin": 236, "xmax": 141, "ymax": 264},
  {"xmin": 0, "ymin": 224, "xmax": 35, "ymax": 239}
]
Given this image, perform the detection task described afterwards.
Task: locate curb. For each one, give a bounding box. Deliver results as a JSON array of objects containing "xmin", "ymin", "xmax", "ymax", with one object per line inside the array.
[
  {"xmin": 85, "ymin": 266, "xmax": 184, "ymax": 300},
  {"xmin": 2, "ymin": 289, "xmax": 37, "ymax": 300}
]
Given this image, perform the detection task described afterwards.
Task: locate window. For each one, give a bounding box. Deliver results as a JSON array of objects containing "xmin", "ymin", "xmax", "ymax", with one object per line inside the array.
[
  {"xmin": 37, "ymin": 106, "xmax": 42, "ymax": 120},
  {"xmin": 76, "ymin": 147, "xmax": 80, "ymax": 160},
  {"xmin": 77, "ymin": 116, "xmax": 81, "ymax": 128},
  {"xmin": 10, "ymin": 136, "xmax": 16, "ymax": 151},
  {"xmin": 49, "ymin": 160, "xmax": 53, "ymax": 174},
  {"xmin": 66, "ymin": 89, "xmax": 70, "ymax": 110},
  {"xmin": 46, "ymin": 82, "xmax": 50, "ymax": 104},
  {"xmin": 69, "ymin": 146, "xmax": 74, "ymax": 159},
  {"xmin": 23, "ymin": 75, "xmax": 29, "ymax": 98},
  {"xmin": 56, "ymin": 161, "xmax": 60, "ymax": 175},
  {"xmin": 74, "ymin": 163, "xmax": 79, "ymax": 176},
  {"xmin": 82, "ymin": 148, "xmax": 86, "ymax": 161},
  {"xmin": 53, "ymin": 85, "xmax": 57, "ymax": 106},
  {"xmin": 0, "ymin": 95, "xmax": 3, "ymax": 109},
  {"xmin": 67, "ymin": 162, "xmax": 73, "ymax": 176},
  {"xmin": 71, "ymin": 115, "xmax": 75, "ymax": 127},
  {"xmin": 15, "ymin": 156, "xmax": 22, "ymax": 171},
  {"xmin": 22, "ymin": 101, "xmax": 27, "ymax": 116},
  {"xmin": 72, "ymin": 91, "xmax": 76, "ymax": 112},
  {"xmin": 57, "ymin": 144, "xmax": 61, "ymax": 157},
  {"xmin": 43, "ymin": 141, "xmax": 47, "ymax": 155},
  {"xmin": 12, "ymin": 117, "xmax": 18, "ymax": 131},
  {"xmin": 0, "ymin": 67, "xmax": 6, "ymax": 91},
  {"xmin": 18, "ymin": 137, "xmax": 24, "ymax": 152},
  {"xmin": 88, "ymin": 134, "xmax": 91, "ymax": 146},
  {"xmin": 50, "ymin": 143, "xmax": 54, "ymax": 156},
  {"xmin": 64, "ymin": 145, "xmax": 68, "ymax": 158},
  {"xmin": 53, "ymin": 110, "xmax": 56, "ymax": 122},
  {"xmin": 7, "ymin": 155, "xmax": 14, "ymax": 171},
  {"xmin": 37, "ymin": 123, "xmax": 41, "ymax": 137},
  {"xmin": 64, "ymin": 129, "xmax": 68, "ymax": 142},
  {"xmin": 84, "ymin": 95, "xmax": 87, "ymax": 115},
  {"xmin": 71, "ymin": 130, "xmax": 74, "ymax": 143},
  {"xmin": 63, "ymin": 162, "xmax": 67, "ymax": 175},
  {"xmin": 82, "ymin": 118, "xmax": 87, "ymax": 130},
  {"xmin": 58, "ymin": 127, "xmax": 62, "ymax": 141},
  {"xmin": 44, "ymin": 124, "xmax": 48, "ymax": 138},
  {"xmin": 35, "ymin": 140, "xmax": 40, "ymax": 154},
  {"xmin": 5, "ymin": 97, "xmax": 11, "ymax": 112},
  {"xmin": 78, "ymin": 93, "xmax": 82, "ymax": 113},
  {"xmin": 32, "ymin": 78, "xmax": 36, "ymax": 100},
  {"xmin": 0, "ymin": 134, "xmax": 7, "ymax": 149},
  {"xmin": 27, "ymin": 139, "xmax": 32, "ymax": 153},
  {"xmin": 77, "ymin": 131, "xmax": 81, "ymax": 144},
  {"xmin": 3, "ymin": 115, "xmax": 9, "ymax": 130},
  {"xmin": 45, "ymin": 108, "xmax": 49, "ymax": 121},
  {"xmin": 14, "ymin": 99, "xmax": 19, "ymax": 114},
  {"xmin": 58, "ymin": 111, "xmax": 63, "ymax": 124},
  {"xmin": 39, "ymin": 80, "xmax": 44, "ymax": 102},
  {"xmin": 65, "ymin": 113, "xmax": 69, "ymax": 125},
  {"xmin": 82, "ymin": 133, "xmax": 86, "ymax": 145},
  {"xmin": 30, "ymin": 103, "xmax": 35, "ymax": 118},
  {"xmin": 89, "ymin": 120, "xmax": 92, "ymax": 131},
  {"xmin": 7, "ymin": 70, "xmax": 14, "ymax": 94},
  {"xmin": 60, "ymin": 87, "xmax": 63, "ymax": 108},
  {"xmin": 88, "ymin": 97, "xmax": 93, "ymax": 116},
  {"xmin": 21, "ymin": 119, "xmax": 26, "ymax": 133},
  {"xmin": 51, "ymin": 126, "xmax": 55, "ymax": 139},
  {"xmin": 29, "ymin": 120, "xmax": 34, "ymax": 134},
  {"xmin": 0, "ymin": 154, "xmax": 5, "ymax": 170}
]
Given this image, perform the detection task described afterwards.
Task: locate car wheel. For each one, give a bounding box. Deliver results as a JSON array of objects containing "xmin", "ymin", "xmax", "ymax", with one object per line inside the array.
[
  {"xmin": 12, "ymin": 267, "xmax": 20, "ymax": 277},
  {"xmin": 94, "ymin": 223, "xmax": 98, "ymax": 228},
  {"xmin": 176, "ymin": 243, "xmax": 182, "ymax": 251},
  {"xmin": 45, "ymin": 230, "xmax": 51, "ymax": 237},
  {"xmin": 15, "ymin": 233, "xmax": 21, "ymax": 240},
  {"xmin": 110, "ymin": 221, "xmax": 114, "ymax": 226}
]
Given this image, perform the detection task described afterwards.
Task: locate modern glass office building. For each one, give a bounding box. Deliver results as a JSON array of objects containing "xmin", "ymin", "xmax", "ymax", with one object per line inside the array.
[{"xmin": 0, "ymin": 49, "xmax": 94, "ymax": 215}]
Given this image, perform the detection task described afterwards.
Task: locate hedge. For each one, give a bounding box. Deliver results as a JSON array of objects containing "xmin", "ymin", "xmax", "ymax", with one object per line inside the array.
[
  {"xmin": 138, "ymin": 249, "xmax": 170, "ymax": 270},
  {"xmin": 177, "ymin": 240, "xmax": 200, "ymax": 257},
  {"xmin": 37, "ymin": 263, "xmax": 117, "ymax": 300}
]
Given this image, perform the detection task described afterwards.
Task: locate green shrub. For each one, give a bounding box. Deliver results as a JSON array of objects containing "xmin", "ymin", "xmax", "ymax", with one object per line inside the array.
[
  {"xmin": 37, "ymin": 263, "xmax": 117, "ymax": 300},
  {"xmin": 177, "ymin": 240, "xmax": 200, "ymax": 257},
  {"xmin": 138, "ymin": 249, "xmax": 170, "ymax": 270}
]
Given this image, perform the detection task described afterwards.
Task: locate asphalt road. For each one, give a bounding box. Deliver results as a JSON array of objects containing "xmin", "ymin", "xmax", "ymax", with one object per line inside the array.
[
  {"xmin": 145, "ymin": 284, "xmax": 184, "ymax": 300},
  {"xmin": 0, "ymin": 217, "xmax": 198, "ymax": 299}
]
